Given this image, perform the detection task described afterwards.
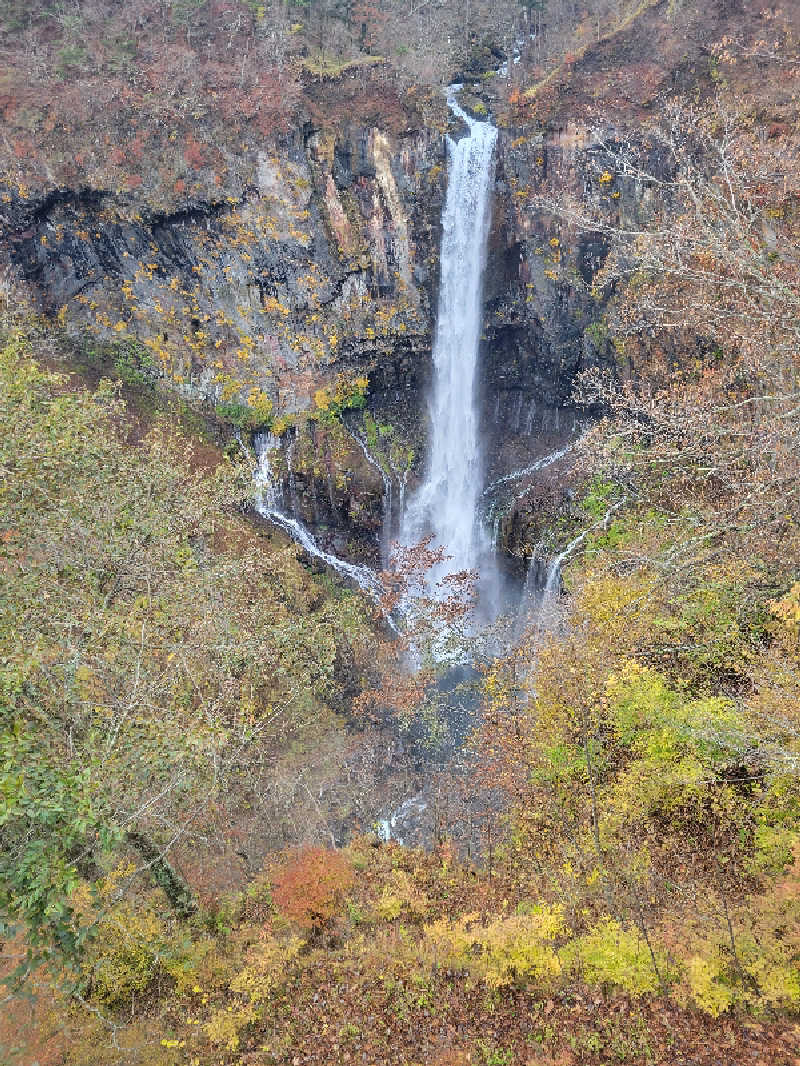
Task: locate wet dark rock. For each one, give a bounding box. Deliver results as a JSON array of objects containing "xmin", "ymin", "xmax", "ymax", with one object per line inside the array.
[{"xmin": 0, "ymin": 84, "xmax": 668, "ymax": 572}]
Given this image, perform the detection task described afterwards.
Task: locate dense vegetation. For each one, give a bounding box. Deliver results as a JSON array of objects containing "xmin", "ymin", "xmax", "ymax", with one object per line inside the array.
[{"xmin": 1, "ymin": 1, "xmax": 799, "ymax": 1065}]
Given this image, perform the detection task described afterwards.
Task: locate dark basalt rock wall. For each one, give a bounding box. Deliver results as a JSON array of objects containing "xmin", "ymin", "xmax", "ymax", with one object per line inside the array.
[
  {"xmin": 0, "ymin": 73, "xmax": 667, "ymax": 568},
  {"xmin": 475, "ymin": 116, "xmax": 674, "ymax": 562},
  {"xmin": 0, "ymin": 98, "xmax": 449, "ymax": 562}
]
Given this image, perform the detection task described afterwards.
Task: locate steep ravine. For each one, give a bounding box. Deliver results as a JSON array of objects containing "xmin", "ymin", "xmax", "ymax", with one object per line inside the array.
[{"xmin": 0, "ymin": 73, "xmax": 662, "ymax": 573}]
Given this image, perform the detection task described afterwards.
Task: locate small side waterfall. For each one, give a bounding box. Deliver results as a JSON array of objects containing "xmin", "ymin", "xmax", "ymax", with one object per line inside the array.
[
  {"xmin": 519, "ymin": 498, "xmax": 627, "ymax": 624},
  {"xmin": 542, "ymin": 531, "xmax": 586, "ymax": 598},
  {"xmin": 343, "ymin": 425, "xmax": 394, "ymax": 559},
  {"xmin": 253, "ymin": 432, "xmax": 384, "ymax": 602},
  {"xmin": 402, "ymin": 89, "xmax": 498, "ymax": 591},
  {"xmin": 481, "ymin": 443, "xmax": 574, "ymax": 500}
]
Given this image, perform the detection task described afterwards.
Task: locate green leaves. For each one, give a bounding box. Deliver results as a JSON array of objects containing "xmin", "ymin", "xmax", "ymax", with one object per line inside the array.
[
  {"xmin": 0, "ymin": 333, "xmax": 372, "ymax": 972},
  {"xmin": 0, "ymin": 722, "xmax": 112, "ymax": 974}
]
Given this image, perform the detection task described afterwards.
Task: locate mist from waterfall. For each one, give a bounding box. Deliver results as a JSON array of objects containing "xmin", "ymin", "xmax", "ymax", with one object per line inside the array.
[{"xmin": 401, "ymin": 89, "xmax": 498, "ymax": 602}]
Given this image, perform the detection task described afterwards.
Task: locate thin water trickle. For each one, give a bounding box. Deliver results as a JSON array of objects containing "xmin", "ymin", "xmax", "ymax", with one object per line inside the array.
[
  {"xmin": 253, "ymin": 433, "xmax": 385, "ymax": 602},
  {"xmin": 344, "ymin": 425, "xmax": 394, "ymax": 557},
  {"xmin": 481, "ymin": 443, "xmax": 573, "ymax": 499}
]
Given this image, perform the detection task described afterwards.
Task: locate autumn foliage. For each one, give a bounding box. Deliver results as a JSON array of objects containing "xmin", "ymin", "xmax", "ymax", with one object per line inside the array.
[{"xmin": 271, "ymin": 846, "xmax": 355, "ymax": 933}]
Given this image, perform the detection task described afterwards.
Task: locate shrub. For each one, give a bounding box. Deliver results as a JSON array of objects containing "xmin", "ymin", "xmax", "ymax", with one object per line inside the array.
[
  {"xmin": 74, "ymin": 865, "xmax": 171, "ymax": 1007},
  {"xmin": 685, "ymin": 953, "xmax": 736, "ymax": 1016},
  {"xmin": 272, "ymin": 847, "xmax": 355, "ymax": 933},
  {"xmin": 206, "ymin": 933, "xmax": 304, "ymax": 1051},
  {"xmin": 564, "ymin": 918, "xmax": 666, "ymax": 997},
  {"xmin": 312, "ymin": 373, "xmax": 368, "ymax": 424},
  {"xmin": 424, "ymin": 905, "xmax": 565, "ymax": 989},
  {"xmin": 376, "ymin": 869, "xmax": 428, "ymax": 922},
  {"xmin": 112, "ymin": 339, "xmax": 156, "ymax": 387}
]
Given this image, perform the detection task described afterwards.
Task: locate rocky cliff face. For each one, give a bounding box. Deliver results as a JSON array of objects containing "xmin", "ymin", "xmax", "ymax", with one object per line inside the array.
[
  {"xmin": 0, "ymin": 75, "xmax": 452, "ymax": 562},
  {"xmin": 0, "ymin": 49, "xmax": 680, "ymax": 571},
  {"xmin": 479, "ymin": 105, "xmax": 679, "ymax": 564},
  {"xmin": 2, "ymin": 0, "xmax": 788, "ymax": 575}
]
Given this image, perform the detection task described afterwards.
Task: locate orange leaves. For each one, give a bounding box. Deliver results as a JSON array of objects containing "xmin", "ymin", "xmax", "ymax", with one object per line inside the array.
[{"xmin": 272, "ymin": 846, "xmax": 355, "ymax": 933}]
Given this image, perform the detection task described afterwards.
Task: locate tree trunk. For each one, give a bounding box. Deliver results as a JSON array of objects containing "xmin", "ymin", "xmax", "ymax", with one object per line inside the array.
[{"xmin": 126, "ymin": 831, "xmax": 197, "ymax": 918}]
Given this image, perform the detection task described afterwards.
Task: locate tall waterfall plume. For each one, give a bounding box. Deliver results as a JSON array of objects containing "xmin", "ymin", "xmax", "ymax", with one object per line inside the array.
[{"xmin": 402, "ymin": 90, "xmax": 498, "ymax": 594}]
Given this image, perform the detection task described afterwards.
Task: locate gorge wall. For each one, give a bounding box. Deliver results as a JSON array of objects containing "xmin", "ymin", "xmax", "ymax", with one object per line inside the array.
[
  {"xmin": 0, "ymin": 11, "xmax": 708, "ymax": 571},
  {"xmin": 1, "ymin": 71, "xmax": 452, "ymax": 563}
]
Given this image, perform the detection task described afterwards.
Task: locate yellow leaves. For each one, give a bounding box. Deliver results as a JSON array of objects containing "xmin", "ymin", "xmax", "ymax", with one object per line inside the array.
[
  {"xmin": 575, "ymin": 571, "xmax": 653, "ymax": 638},
  {"xmin": 675, "ymin": 864, "xmax": 800, "ymax": 1017},
  {"xmin": 684, "ymin": 954, "xmax": 734, "ymax": 1016},
  {"xmin": 246, "ymin": 387, "xmax": 273, "ymax": 425},
  {"xmin": 598, "ymin": 170, "xmax": 614, "ymax": 184},
  {"xmin": 377, "ymin": 870, "xmax": 428, "ymax": 922},
  {"xmin": 769, "ymin": 582, "xmax": 800, "ymax": 636},
  {"xmin": 205, "ymin": 930, "xmax": 308, "ymax": 1048},
  {"xmin": 483, "ymin": 667, "xmax": 511, "ymax": 709},
  {"xmin": 263, "ymin": 296, "xmax": 290, "ymax": 316},
  {"xmin": 564, "ymin": 918, "xmax": 664, "ymax": 997},
  {"xmin": 424, "ymin": 906, "xmax": 564, "ymax": 989},
  {"xmin": 113, "ymin": 321, "xmax": 127, "ymax": 333},
  {"xmin": 76, "ymin": 890, "xmax": 170, "ymax": 1007},
  {"xmin": 313, "ymin": 373, "xmax": 367, "ymax": 421},
  {"xmin": 205, "ymin": 1007, "xmax": 250, "ymax": 1052}
]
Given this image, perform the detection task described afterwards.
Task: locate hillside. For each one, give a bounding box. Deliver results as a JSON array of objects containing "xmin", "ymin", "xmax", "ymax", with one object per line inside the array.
[{"xmin": 1, "ymin": 1, "xmax": 799, "ymax": 1064}]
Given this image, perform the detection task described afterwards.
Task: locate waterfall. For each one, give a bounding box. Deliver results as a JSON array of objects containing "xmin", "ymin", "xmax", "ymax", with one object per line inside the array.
[
  {"xmin": 252, "ymin": 432, "xmax": 384, "ymax": 602},
  {"xmin": 520, "ymin": 498, "xmax": 628, "ymax": 624},
  {"xmin": 481, "ymin": 443, "xmax": 574, "ymax": 500},
  {"xmin": 344, "ymin": 425, "xmax": 394, "ymax": 559},
  {"xmin": 402, "ymin": 89, "xmax": 498, "ymax": 591}
]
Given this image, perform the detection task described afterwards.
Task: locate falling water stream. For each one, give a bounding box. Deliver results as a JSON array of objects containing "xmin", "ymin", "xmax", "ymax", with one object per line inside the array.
[
  {"xmin": 249, "ymin": 89, "xmax": 584, "ymax": 843},
  {"xmin": 253, "ymin": 89, "xmax": 502, "ymax": 628},
  {"xmin": 401, "ymin": 89, "xmax": 498, "ymax": 595},
  {"xmin": 252, "ymin": 433, "xmax": 384, "ymax": 602}
]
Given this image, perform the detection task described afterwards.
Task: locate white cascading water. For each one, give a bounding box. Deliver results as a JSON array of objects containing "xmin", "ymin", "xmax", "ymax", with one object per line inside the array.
[
  {"xmin": 481, "ymin": 443, "xmax": 573, "ymax": 500},
  {"xmin": 252, "ymin": 432, "xmax": 384, "ymax": 602},
  {"xmin": 401, "ymin": 89, "xmax": 498, "ymax": 592}
]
